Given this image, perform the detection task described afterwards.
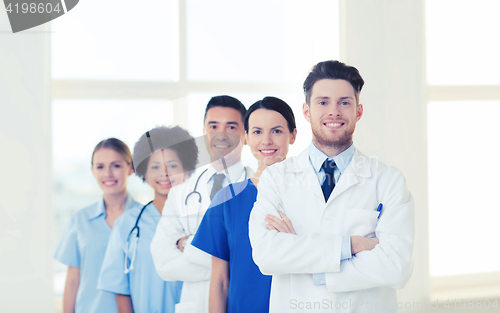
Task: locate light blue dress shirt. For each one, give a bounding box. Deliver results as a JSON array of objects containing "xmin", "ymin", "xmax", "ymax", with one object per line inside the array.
[
  {"xmin": 308, "ymin": 142, "xmax": 355, "ymax": 286},
  {"xmin": 98, "ymin": 202, "xmax": 182, "ymax": 313},
  {"xmin": 54, "ymin": 195, "xmax": 142, "ymax": 313}
]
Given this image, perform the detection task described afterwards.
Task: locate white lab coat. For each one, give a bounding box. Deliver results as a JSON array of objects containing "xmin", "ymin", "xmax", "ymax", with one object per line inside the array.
[
  {"xmin": 151, "ymin": 163, "xmax": 252, "ymax": 313},
  {"xmin": 249, "ymin": 147, "xmax": 414, "ymax": 313}
]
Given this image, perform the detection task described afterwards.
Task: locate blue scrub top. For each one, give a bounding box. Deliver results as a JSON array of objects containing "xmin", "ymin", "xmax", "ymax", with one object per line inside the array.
[
  {"xmin": 54, "ymin": 195, "xmax": 142, "ymax": 313},
  {"xmin": 192, "ymin": 179, "xmax": 272, "ymax": 313},
  {"xmin": 98, "ymin": 202, "xmax": 182, "ymax": 313}
]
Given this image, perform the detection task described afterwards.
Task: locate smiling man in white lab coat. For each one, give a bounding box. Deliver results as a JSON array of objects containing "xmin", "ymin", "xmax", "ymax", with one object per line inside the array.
[{"xmin": 249, "ymin": 60, "xmax": 414, "ymax": 313}]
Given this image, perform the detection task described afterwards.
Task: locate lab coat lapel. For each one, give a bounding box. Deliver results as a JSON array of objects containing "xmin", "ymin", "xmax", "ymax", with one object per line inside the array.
[
  {"xmin": 327, "ymin": 149, "xmax": 372, "ymax": 203},
  {"xmin": 328, "ymin": 165, "xmax": 358, "ymax": 203},
  {"xmin": 288, "ymin": 149, "xmax": 324, "ymax": 200}
]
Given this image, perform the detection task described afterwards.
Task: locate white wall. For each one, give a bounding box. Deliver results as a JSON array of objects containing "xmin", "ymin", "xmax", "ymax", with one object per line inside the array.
[
  {"xmin": 340, "ymin": 0, "xmax": 429, "ymax": 307},
  {"xmin": 0, "ymin": 10, "xmax": 54, "ymax": 313}
]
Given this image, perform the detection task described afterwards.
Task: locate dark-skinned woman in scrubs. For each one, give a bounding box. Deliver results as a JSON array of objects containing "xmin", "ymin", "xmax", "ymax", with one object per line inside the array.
[{"xmin": 98, "ymin": 126, "xmax": 198, "ymax": 313}]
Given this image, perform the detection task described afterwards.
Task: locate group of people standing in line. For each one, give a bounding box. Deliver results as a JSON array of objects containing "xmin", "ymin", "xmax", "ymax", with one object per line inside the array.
[{"xmin": 55, "ymin": 60, "xmax": 415, "ymax": 313}]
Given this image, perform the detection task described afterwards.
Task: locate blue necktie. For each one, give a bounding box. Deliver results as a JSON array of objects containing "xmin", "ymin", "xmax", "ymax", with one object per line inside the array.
[{"xmin": 321, "ymin": 159, "xmax": 336, "ymax": 202}]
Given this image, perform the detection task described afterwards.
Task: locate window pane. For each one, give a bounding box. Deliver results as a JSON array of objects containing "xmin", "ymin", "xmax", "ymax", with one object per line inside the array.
[
  {"xmin": 428, "ymin": 101, "xmax": 500, "ymax": 276},
  {"xmin": 426, "ymin": 0, "xmax": 500, "ymax": 85},
  {"xmin": 52, "ymin": 99, "xmax": 174, "ymax": 295},
  {"xmin": 186, "ymin": 0, "xmax": 339, "ymax": 83},
  {"xmin": 51, "ymin": 0, "xmax": 178, "ymax": 81}
]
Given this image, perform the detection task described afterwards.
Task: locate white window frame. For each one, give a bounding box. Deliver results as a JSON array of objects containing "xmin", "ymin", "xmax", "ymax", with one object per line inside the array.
[
  {"xmin": 51, "ymin": 0, "xmax": 298, "ymax": 131},
  {"xmin": 428, "ymin": 84, "xmax": 500, "ymax": 299},
  {"xmin": 425, "ymin": 0, "xmax": 500, "ymax": 300}
]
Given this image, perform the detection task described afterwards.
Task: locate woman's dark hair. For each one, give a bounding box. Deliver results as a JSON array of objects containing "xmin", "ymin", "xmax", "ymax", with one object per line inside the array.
[
  {"xmin": 303, "ymin": 60, "xmax": 364, "ymax": 104},
  {"xmin": 132, "ymin": 126, "xmax": 198, "ymax": 181},
  {"xmin": 91, "ymin": 138, "xmax": 132, "ymax": 166},
  {"xmin": 244, "ymin": 96, "xmax": 296, "ymax": 133}
]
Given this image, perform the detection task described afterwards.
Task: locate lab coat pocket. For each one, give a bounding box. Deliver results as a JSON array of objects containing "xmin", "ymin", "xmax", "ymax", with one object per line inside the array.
[{"xmin": 343, "ymin": 209, "xmax": 379, "ymax": 237}]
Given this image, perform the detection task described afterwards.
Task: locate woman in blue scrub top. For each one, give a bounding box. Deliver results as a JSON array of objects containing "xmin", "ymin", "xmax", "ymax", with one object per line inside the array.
[
  {"xmin": 54, "ymin": 138, "xmax": 142, "ymax": 313},
  {"xmin": 192, "ymin": 97, "xmax": 297, "ymax": 313},
  {"xmin": 98, "ymin": 126, "xmax": 198, "ymax": 313}
]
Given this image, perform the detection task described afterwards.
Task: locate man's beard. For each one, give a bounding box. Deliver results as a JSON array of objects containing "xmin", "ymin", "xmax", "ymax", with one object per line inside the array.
[{"xmin": 312, "ymin": 122, "xmax": 355, "ymax": 149}]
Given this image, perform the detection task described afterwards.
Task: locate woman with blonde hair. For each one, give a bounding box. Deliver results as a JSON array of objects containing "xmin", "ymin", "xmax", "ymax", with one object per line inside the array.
[{"xmin": 55, "ymin": 138, "xmax": 141, "ymax": 313}]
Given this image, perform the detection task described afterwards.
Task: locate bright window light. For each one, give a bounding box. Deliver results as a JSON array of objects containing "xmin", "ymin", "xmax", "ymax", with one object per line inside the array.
[
  {"xmin": 186, "ymin": 0, "xmax": 339, "ymax": 83},
  {"xmin": 428, "ymin": 101, "xmax": 500, "ymax": 276},
  {"xmin": 51, "ymin": 0, "xmax": 178, "ymax": 81},
  {"xmin": 426, "ymin": 0, "xmax": 500, "ymax": 85},
  {"xmin": 52, "ymin": 100, "xmax": 174, "ymax": 165}
]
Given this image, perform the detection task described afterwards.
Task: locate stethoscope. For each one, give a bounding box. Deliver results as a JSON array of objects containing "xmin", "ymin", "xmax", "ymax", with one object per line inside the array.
[
  {"xmin": 184, "ymin": 167, "xmax": 248, "ymax": 205},
  {"xmin": 123, "ymin": 166, "xmax": 247, "ymax": 273},
  {"xmin": 125, "ymin": 131, "xmax": 184, "ymax": 274},
  {"xmin": 124, "ymin": 200, "xmax": 153, "ymax": 274},
  {"xmin": 124, "ymin": 131, "xmax": 162, "ymax": 273},
  {"xmin": 183, "ymin": 162, "xmax": 247, "ymax": 234}
]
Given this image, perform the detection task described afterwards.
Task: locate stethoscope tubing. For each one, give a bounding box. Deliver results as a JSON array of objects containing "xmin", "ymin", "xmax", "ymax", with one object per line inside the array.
[
  {"xmin": 184, "ymin": 167, "xmax": 247, "ymax": 205},
  {"xmin": 183, "ymin": 166, "xmax": 247, "ymax": 234},
  {"xmin": 184, "ymin": 169, "xmax": 208, "ymax": 205},
  {"xmin": 124, "ymin": 200, "xmax": 153, "ymax": 274}
]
